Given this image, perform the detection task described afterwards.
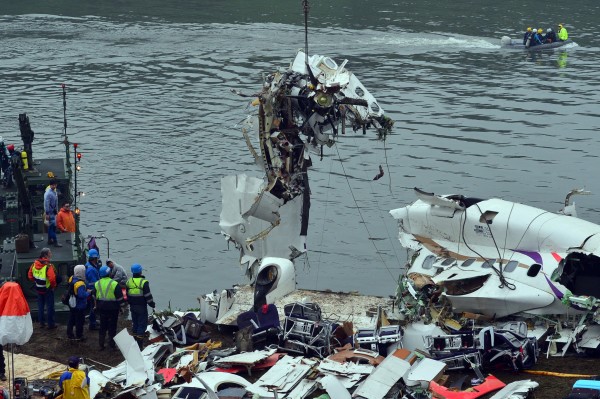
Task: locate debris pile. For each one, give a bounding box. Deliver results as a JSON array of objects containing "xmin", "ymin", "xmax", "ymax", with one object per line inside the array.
[{"xmin": 67, "ymin": 304, "xmax": 545, "ymax": 399}]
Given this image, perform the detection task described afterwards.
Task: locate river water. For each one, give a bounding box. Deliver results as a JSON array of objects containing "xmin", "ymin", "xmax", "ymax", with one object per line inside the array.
[{"xmin": 1, "ymin": 1, "xmax": 599, "ymax": 310}]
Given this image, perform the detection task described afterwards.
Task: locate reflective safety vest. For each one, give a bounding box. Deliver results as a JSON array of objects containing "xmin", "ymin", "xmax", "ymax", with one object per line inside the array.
[
  {"xmin": 126, "ymin": 277, "xmax": 147, "ymax": 297},
  {"xmin": 95, "ymin": 278, "xmax": 118, "ymax": 301},
  {"xmin": 558, "ymin": 27, "xmax": 568, "ymax": 41},
  {"xmin": 32, "ymin": 265, "xmax": 49, "ymax": 289}
]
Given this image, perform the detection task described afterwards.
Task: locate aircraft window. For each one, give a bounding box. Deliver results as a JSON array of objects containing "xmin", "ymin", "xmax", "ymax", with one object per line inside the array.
[
  {"xmin": 371, "ymin": 102, "xmax": 380, "ymax": 112},
  {"xmin": 504, "ymin": 261, "xmax": 518, "ymax": 273},
  {"xmin": 461, "ymin": 258, "xmax": 475, "ymax": 267},
  {"xmin": 482, "ymin": 259, "xmax": 496, "ymax": 268},
  {"xmin": 527, "ymin": 264, "xmax": 542, "ymax": 277},
  {"xmin": 441, "ymin": 258, "xmax": 456, "ymax": 266},
  {"xmin": 355, "ymin": 87, "xmax": 365, "ymax": 97},
  {"xmin": 422, "ymin": 255, "xmax": 436, "ymax": 270}
]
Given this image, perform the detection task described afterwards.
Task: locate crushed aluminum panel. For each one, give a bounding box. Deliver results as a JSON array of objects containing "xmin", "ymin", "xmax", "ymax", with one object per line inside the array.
[
  {"xmin": 246, "ymin": 356, "xmax": 311, "ymax": 397},
  {"xmin": 88, "ymin": 369, "xmax": 111, "ymax": 399},
  {"xmin": 242, "ymin": 190, "xmax": 284, "ymax": 223},
  {"xmin": 287, "ymin": 379, "xmax": 318, "ymax": 399},
  {"xmin": 579, "ymin": 324, "xmax": 600, "ymax": 349},
  {"xmin": 318, "ymin": 358, "xmax": 374, "ymax": 377},
  {"xmin": 134, "ymin": 383, "xmax": 161, "ymax": 399},
  {"xmin": 318, "ymin": 359, "xmax": 373, "ymax": 389},
  {"xmin": 402, "ymin": 322, "xmax": 446, "ymax": 352},
  {"xmin": 214, "ymin": 348, "xmax": 277, "ymax": 367},
  {"xmin": 352, "ymin": 353, "xmax": 411, "ymax": 399},
  {"xmin": 320, "ymin": 375, "xmax": 351, "ymax": 399},
  {"xmin": 214, "ymin": 284, "xmax": 394, "ymax": 327},
  {"xmin": 114, "ymin": 328, "xmax": 154, "ymax": 386},
  {"xmin": 327, "ymin": 346, "xmax": 384, "ymax": 366},
  {"xmin": 405, "ymin": 358, "xmax": 447, "ymax": 389},
  {"xmin": 220, "ymin": 174, "xmax": 305, "ymax": 264},
  {"xmin": 142, "ymin": 341, "xmax": 174, "ymax": 366},
  {"xmin": 170, "ymin": 371, "xmax": 250, "ymax": 391},
  {"xmin": 489, "ymin": 380, "xmax": 539, "ymax": 399},
  {"xmin": 101, "ymin": 362, "xmax": 127, "ymax": 381}
]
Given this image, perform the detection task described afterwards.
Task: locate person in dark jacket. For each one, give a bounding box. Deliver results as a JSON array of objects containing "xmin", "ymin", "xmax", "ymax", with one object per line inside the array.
[
  {"xmin": 93, "ymin": 266, "xmax": 124, "ymax": 350},
  {"xmin": 544, "ymin": 28, "xmax": 557, "ymax": 43},
  {"xmin": 125, "ymin": 263, "xmax": 155, "ymax": 349},
  {"xmin": 67, "ymin": 265, "xmax": 90, "ymax": 340},
  {"xmin": 523, "ymin": 27, "xmax": 532, "ymax": 45},
  {"xmin": 530, "ymin": 28, "xmax": 544, "ymax": 46}
]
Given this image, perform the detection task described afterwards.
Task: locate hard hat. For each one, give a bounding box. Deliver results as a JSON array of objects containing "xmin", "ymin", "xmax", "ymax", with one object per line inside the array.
[
  {"xmin": 558, "ymin": 23, "xmax": 563, "ymax": 27},
  {"xmin": 547, "ymin": 28, "xmax": 552, "ymax": 33},
  {"xmin": 99, "ymin": 265, "xmax": 110, "ymax": 278},
  {"xmin": 7, "ymin": 144, "xmax": 14, "ymax": 152},
  {"xmin": 88, "ymin": 248, "xmax": 99, "ymax": 258},
  {"xmin": 527, "ymin": 27, "xmax": 532, "ymax": 32},
  {"xmin": 537, "ymin": 28, "xmax": 543, "ymax": 34},
  {"xmin": 131, "ymin": 263, "xmax": 143, "ymax": 274}
]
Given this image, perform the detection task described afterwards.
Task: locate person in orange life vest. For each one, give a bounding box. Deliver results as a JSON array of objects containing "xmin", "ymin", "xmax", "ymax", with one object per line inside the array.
[
  {"xmin": 57, "ymin": 202, "xmax": 76, "ymax": 233},
  {"xmin": 27, "ymin": 248, "xmax": 58, "ymax": 328}
]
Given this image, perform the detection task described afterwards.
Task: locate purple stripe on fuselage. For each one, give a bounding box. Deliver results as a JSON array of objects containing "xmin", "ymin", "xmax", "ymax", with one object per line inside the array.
[
  {"xmin": 513, "ymin": 249, "xmax": 563, "ymax": 299},
  {"xmin": 514, "ymin": 249, "xmax": 543, "ymax": 265}
]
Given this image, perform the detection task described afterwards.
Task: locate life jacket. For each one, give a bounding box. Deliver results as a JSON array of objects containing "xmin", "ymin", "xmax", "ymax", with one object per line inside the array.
[
  {"xmin": 126, "ymin": 277, "xmax": 147, "ymax": 297},
  {"xmin": 95, "ymin": 278, "xmax": 118, "ymax": 301},
  {"xmin": 32, "ymin": 265, "xmax": 50, "ymax": 289}
]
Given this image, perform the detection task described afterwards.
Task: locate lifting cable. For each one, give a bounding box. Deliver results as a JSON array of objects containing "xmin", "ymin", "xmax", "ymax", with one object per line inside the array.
[
  {"xmin": 333, "ymin": 141, "xmax": 397, "ymax": 280},
  {"xmin": 460, "ymin": 204, "xmax": 516, "ymax": 290},
  {"xmin": 313, "ymin": 155, "xmax": 334, "ymax": 290}
]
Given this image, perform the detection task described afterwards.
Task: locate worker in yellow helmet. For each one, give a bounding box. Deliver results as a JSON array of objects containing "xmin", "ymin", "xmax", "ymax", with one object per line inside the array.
[
  {"xmin": 558, "ymin": 23, "xmax": 568, "ymax": 41},
  {"xmin": 523, "ymin": 27, "xmax": 533, "ymax": 45}
]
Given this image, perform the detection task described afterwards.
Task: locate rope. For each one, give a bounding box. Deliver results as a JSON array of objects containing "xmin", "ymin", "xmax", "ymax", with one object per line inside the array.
[
  {"xmin": 303, "ymin": 0, "xmax": 309, "ymax": 61},
  {"xmin": 523, "ymin": 369, "xmax": 598, "ymax": 378},
  {"xmin": 333, "ymin": 142, "xmax": 396, "ymax": 280},
  {"xmin": 314, "ymin": 156, "xmax": 334, "ymax": 289}
]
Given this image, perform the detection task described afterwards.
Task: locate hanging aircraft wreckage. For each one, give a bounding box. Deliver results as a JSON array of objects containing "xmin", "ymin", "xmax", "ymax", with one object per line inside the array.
[{"xmin": 218, "ymin": 50, "xmax": 393, "ymax": 312}]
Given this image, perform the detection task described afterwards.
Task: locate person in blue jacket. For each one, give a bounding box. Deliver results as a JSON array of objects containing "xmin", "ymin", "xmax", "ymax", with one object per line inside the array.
[
  {"xmin": 85, "ymin": 249, "xmax": 100, "ymax": 330},
  {"xmin": 530, "ymin": 28, "xmax": 544, "ymax": 46},
  {"xmin": 67, "ymin": 265, "xmax": 90, "ymax": 340}
]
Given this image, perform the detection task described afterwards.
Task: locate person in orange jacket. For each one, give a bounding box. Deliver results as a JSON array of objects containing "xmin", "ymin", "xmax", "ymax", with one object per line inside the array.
[
  {"xmin": 28, "ymin": 248, "xmax": 58, "ymax": 328},
  {"xmin": 56, "ymin": 202, "xmax": 76, "ymax": 233}
]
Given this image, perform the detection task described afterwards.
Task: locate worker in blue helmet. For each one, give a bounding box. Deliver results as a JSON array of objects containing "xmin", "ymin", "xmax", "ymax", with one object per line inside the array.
[
  {"xmin": 93, "ymin": 266, "xmax": 124, "ymax": 351},
  {"xmin": 85, "ymin": 248, "xmax": 101, "ymax": 331},
  {"xmin": 125, "ymin": 263, "xmax": 155, "ymax": 349}
]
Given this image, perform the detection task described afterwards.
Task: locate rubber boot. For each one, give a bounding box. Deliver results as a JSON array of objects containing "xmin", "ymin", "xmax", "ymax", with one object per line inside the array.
[{"xmin": 134, "ymin": 335, "xmax": 144, "ymax": 350}]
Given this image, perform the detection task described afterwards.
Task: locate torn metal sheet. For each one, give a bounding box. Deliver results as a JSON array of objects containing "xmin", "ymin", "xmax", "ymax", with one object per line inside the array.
[
  {"xmin": 133, "ymin": 383, "xmax": 161, "ymax": 399},
  {"xmin": 246, "ymin": 356, "xmax": 312, "ymax": 397},
  {"xmin": 170, "ymin": 371, "xmax": 249, "ymax": 391},
  {"xmin": 352, "ymin": 350, "xmax": 411, "ymax": 399},
  {"xmin": 114, "ymin": 328, "xmax": 154, "ymax": 386},
  {"xmin": 317, "ymin": 359, "xmax": 373, "ymax": 389},
  {"xmin": 213, "ymin": 348, "xmax": 277, "ymax": 368},
  {"xmin": 404, "ymin": 358, "xmax": 447, "ymax": 389},
  {"xmin": 489, "ymin": 380, "xmax": 539, "ymax": 399},
  {"xmin": 88, "ymin": 369, "xmax": 111, "ymax": 399},
  {"xmin": 327, "ymin": 345, "xmax": 384, "ymax": 366},
  {"xmin": 320, "ymin": 375, "xmax": 351, "ymax": 399},
  {"xmin": 287, "ymin": 379, "xmax": 318, "ymax": 399}
]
